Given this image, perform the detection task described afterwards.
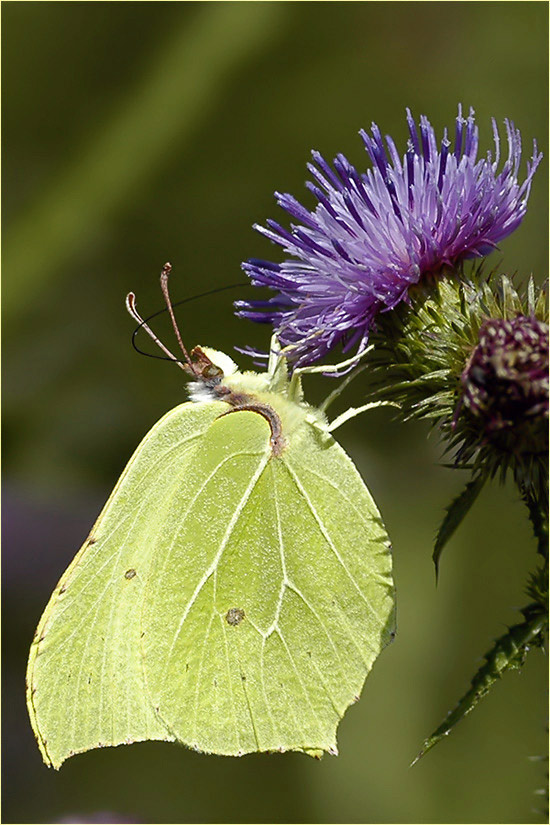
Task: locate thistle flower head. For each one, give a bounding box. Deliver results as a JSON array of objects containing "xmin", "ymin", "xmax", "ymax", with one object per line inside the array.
[
  {"xmin": 366, "ymin": 271, "xmax": 548, "ymax": 496},
  {"xmin": 461, "ymin": 315, "xmax": 549, "ymax": 447},
  {"xmin": 237, "ymin": 106, "xmax": 542, "ymax": 366}
]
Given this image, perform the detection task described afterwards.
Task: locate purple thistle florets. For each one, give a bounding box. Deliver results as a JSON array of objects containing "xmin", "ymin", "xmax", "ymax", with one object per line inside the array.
[{"xmin": 237, "ymin": 106, "xmax": 542, "ymax": 367}]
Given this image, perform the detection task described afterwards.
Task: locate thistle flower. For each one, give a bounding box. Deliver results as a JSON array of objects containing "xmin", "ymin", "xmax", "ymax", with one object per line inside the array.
[
  {"xmin": 378, "ymin": 272, "xmax": 549, "ymax": 763},
  {"xmin": 237, "ymin": 106, "xmax": 542, "ymax": 366},
  {"xmin": 366, "ymin": 271, "xmax": 549, "ymax": 494},
  {"xmin": 461, "ymin": 315, "xmax": 549, "ymax": 447}
]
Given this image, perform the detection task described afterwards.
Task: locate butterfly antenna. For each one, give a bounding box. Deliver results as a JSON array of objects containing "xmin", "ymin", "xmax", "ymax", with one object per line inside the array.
[
  {"xmin": 125, "ymin": 291, "xmax": 188, "ymax": 373},
  {"xmin": 159, "ymin": 263, "xmax": 197, "ymax": 374}
]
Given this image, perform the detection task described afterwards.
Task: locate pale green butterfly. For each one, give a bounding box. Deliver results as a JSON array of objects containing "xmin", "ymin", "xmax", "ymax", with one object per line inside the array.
[{"xmin": 26, "ymin": 263, "xmax": 395, "ymax": 768}]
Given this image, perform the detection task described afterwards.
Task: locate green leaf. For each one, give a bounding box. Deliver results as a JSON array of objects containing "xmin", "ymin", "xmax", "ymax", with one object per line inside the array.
[
  {"xmin": 433, "ymin": 474, "xmax": 486, "ymax": 580},
  {"xmin": 27, "ymin": 350, "xmax": 395, "ymax": 767},
  {"xmin": 412, "ymin": 608, "xmax": 548, "ymax": 765}
]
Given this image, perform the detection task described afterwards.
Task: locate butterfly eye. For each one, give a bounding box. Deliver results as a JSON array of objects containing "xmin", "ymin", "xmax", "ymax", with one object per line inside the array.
[{"xmin": 202, "ymin": 363, "xmax": 224, "ymax": 379}]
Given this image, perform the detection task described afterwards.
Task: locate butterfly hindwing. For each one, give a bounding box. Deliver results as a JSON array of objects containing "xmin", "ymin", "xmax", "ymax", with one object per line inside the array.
[{"xmin": 142, "ymin": 410, "xmax": 394, "ymax": 757}]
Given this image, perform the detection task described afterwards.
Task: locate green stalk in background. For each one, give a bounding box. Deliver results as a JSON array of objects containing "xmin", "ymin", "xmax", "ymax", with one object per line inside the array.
[{"xmin": 3, "ymin": 2, "xmax": 287, "ymax": 324}]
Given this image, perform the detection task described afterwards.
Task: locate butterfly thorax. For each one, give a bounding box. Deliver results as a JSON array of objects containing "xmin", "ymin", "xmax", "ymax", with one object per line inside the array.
[{"xmin": 187, "ymin": 347, "xmax": 327, "ymax": 456}]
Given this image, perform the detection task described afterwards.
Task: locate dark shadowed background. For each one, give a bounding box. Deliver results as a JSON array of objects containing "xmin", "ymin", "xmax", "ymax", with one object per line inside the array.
[{"xmin": 3, "ymin": 2, "xmax": 548, "ymax": 823}]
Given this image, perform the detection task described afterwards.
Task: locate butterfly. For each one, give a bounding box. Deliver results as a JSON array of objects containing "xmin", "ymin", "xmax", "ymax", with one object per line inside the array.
[{"xmin": 27, "ymin": 263, "xmax": 395, "ymax": 768}]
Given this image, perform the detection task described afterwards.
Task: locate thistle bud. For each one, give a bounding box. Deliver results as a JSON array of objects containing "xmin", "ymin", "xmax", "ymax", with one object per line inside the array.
[{"xmin": 461, "ymin": 316, "xmax": 549, "ymax": 452}]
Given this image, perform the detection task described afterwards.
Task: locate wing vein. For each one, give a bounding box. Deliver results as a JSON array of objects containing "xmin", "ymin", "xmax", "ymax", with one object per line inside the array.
[
  {"xmin": 259, "ymin": 636, "xmax": 278, "ymax": 742},
  {"xmin": 285, "ymin": 580, "xmax": 365, "ymax": 679},
  {"xmin": 165, "ymin": 450, "xmax": 271, "ymax": 666},
  {"xmin": 295, "ymin": 466, "xmax": 390, "ymax": 580},
  {"xmin": 191, "ymin": 613, "xmax": 216, "ymax": 742},
  {"xmin": 220, "ymin": 617, "xmax": 241, "ymax": 752},
  {"xmin": 42, "ymin": 497, "xmax": 149, "ymax": 742},
  {"xmin": 276, "ymin": 628, "xmax": 325, "ymax": 737},
  {"xmin": 282, "ymin": 461, "xmax": 384, "ymax": 625},
  {"xmin": 266, "ymin": 463, "xmax": 288, "ymax": 635}
]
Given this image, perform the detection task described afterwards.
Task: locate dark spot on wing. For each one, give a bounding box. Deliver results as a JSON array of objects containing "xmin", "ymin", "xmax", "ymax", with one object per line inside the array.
[
  {"xmin": 225, "ymin": 607, "xmax": 245, "ymax": 626},
  {"xmin": 124, "ymin": 569, "xmax": 136, "ymax": 579}
]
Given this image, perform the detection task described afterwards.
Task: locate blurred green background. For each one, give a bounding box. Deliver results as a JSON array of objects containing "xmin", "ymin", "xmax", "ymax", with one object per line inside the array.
[{"xmin": 3, "ymin": 2, "xmax": 548, "ymax": 823}]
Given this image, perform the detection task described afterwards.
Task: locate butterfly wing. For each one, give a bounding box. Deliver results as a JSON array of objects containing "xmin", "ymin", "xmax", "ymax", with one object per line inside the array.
[
  {"xmin": 276, "ymin": 421, "xmax": 395, "ymax": 748},
  {"xmin": 26, "ymin": 401, "xmax": 228, "ymax": 768},
  {"xmin": 142, "ymin": 413, "xmax": 394, "ymax": 757},
  {"xmin": 28, "ymin": 403, "xmax": 394, "ymax": 766}
]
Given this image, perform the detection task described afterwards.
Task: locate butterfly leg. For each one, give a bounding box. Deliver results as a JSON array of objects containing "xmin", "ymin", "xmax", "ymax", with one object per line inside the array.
[
  {"xmin": 287, "ymin": 345, "xmax": 373, "ymax": 402},
  {"xmin": 327, "ymin": 401, "xmax": 399, "ymax": 433}
]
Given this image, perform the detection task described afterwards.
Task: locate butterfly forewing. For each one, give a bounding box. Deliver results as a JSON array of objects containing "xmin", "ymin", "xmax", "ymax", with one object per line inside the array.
[{"xmin": 26, "ymin": 402, "xmax": 226, "ymax": 768}]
